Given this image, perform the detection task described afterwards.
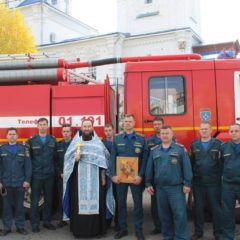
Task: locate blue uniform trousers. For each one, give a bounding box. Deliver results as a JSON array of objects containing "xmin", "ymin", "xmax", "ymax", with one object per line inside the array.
[
  {"xmin": 2, "ymin": 187, "xmax": 25, "ymax": 231},
  {"xmin": 30, "ymin": 176, "xmax": 54, "ymax": 227},
  {"xmin": 193, "ymin": 185, "xmax": 222, "ymax": 238},
  {"xmin": 116, "ymin": 183, "xmax": 143, "ymax": 233},
  {"xmin": 56, "ymin": 176, "xmax": 63, "ymax": 218},
  {"xmin": 151, "ymin": 186, "xmax": 161, "ymax": 230},
  {"xmin": 156, "ymin": 185, "xmax": 188, "ymax": 240},
  {"xmin": 222, "ymin": 182, "xmax": 240, "ymax": 240}
]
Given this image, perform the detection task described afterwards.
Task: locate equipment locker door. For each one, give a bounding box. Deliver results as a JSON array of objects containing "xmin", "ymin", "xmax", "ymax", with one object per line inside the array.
[
  {"xmin": 234, "ymin": 72, "xmax": 240, "ymax": 124},
  {"xmin": 142, "ymin": 71, "xmax": 194, "ymax": 148},
  {"xmin": 0, "ymin": 85, "xmax": 51, "ymax": 143}
]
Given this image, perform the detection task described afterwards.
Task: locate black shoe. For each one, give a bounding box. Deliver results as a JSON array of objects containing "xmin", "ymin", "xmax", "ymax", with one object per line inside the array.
[
  {"xmin": 191, "ymin": 234, "xmax": 203, "ymax": 240},
  {"xmin": 150, "ymin": 228, "xmax": 161, "ymax": 235},
  {"xmin": 114, "ymin": 230, "xmax": 128, "ymax": 239},
  {"xmin": 32, "ymin": 226, "xmax": 40, "ymax": 233},
  {"xmin": 1, "ymin": 230, "xmax": 11, "ymax": 236},
  {"xmin": 136, "ymin": 231, "xmax": 145, "ymax": 240},
  {"xmin": 114, "ymin": 225, "xmax": 120, "ymax": 232},
  {"xmin": 57, "ymin": 221, "xmax": 67, "ymax": 228},
  {"xmin": 43, "ymin": 223, "xmax": 56, "ymax": 230},
  {"xmin": 17, "ymin": 228, "xmax": 28, "ymax": 235}
]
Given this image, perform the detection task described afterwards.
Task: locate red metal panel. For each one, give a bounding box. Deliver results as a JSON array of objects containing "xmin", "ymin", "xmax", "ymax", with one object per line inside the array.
[
  {"xmin": 0, "ymin": 85, "xmax": 51, "ymax": 143},
  {"xmin": 52, "ymin": 84, "xmax": 107, "ymax": 139},
  {"xmin": 192, "ymin": 70, "xmax": 217, "ymax": 138},
  {"xmin": 124, "ymin": 72, "xmax": 143, "ymax": 132},
  {"xmin": 125, "ymin": 60, "xmax": 215, "ymax": 73},
  {"xmin": 216, "ymin": 69, "xmax": 235, "ymax": 133}
]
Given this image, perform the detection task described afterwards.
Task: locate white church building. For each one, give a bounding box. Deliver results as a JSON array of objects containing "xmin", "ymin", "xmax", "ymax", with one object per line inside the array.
[{"xmin": 12, "ymin": 0, "xmax": 202, "ymax": 84}]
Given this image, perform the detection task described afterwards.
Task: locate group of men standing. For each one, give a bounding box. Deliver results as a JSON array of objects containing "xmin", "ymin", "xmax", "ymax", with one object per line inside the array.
[
  {"xmin": 0, "ymin": 118, "xmax": 73, "ymax": 236},
  {"xmin": 0, "ymin": 115, "xmax": 240, "ymax": 240}
]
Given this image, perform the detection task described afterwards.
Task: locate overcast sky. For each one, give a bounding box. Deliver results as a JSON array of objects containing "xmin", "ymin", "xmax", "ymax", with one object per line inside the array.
[{"xmin": 72, "ymin": 0, "xmax": 240, "ymax": 44}]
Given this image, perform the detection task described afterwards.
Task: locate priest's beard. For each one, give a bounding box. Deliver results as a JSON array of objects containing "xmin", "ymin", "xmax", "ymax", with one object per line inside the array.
[{"xmin": 82, "ymin": 132, "xmax": 93, "ymax": 141}]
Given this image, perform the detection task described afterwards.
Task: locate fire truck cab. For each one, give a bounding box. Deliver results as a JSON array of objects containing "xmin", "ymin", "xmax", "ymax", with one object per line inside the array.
[{"xmin": 124, "ymin": 57, "xmax": 240, "ymax": 147}]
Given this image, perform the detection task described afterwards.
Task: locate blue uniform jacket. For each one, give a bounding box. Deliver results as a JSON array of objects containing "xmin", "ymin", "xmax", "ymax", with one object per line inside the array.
[
  {"xmin": 110, "ymin": 132, "xmax": 148, "ymax": 178},
  {"xmin": 0, "ymin": 143, "xmax": 32, "ymax": 187},
  {"xmin": 147, "ymin": 135, "xmax": 162, "ymax": 149},
  {"xmin": 190, "ymin": 138, "xmax": 222, "ymax": 186},
  {"xmin": 102, "ymin": 138, "xmax": 113, "ymax": 153},
  {"xmin": 221, "ymin": 141, "xmax": 240, "ymax": 184},
  {"xmin": 56, "ymin": 140, "xmax": 71, "ymax": 177},
  {"xmin": 27, "ymin": 134, "xmax": 57, "ymax": 179},
  {"xmin": 145, "ymin": 142, "xmax": 192, "ymax": 187}
]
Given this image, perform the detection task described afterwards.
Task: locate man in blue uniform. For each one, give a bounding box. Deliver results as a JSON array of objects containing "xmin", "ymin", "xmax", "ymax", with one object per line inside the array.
[
  {"xmin": 56, "ymin": 124, "xmax": 72, "ymax": 228},
  {"xmin": 221, "ymin": 123, "xmax": 240, "ymax": 240},
  {"xmin": 146, "ymin": 125, "xmax": 192, "ymax": 240},
  {"xmin": 0, "ymin": 128, "xmax": 32, "ymax": 236},
  {"xmin": 27, "ymin": 118, "xmax": 57, "ymax": 233},
  {"xmin": 110, "ymin": 114, "xmax": 148, "ymax": 240},
  {"xmin": 102, "ymin": 123, "xmax": 119, "ymax": 231},
  {"xmin": 146, "ymin": 117, "xmax": 164, "ymax": 235},
  {"xmin": 190, "ymin": 122, "xmax": 222, "ymax": 240}
]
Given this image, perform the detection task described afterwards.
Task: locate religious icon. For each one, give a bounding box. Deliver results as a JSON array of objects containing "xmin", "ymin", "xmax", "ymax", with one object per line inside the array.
[{"xmin": 116, "ymin": 157, "xmax": 138, "ymax": 183}]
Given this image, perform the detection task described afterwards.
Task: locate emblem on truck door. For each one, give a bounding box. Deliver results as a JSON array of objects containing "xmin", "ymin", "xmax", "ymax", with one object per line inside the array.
[{"xmin": 200, "ymin": 110, "xmax": 211, "ymax": 121}]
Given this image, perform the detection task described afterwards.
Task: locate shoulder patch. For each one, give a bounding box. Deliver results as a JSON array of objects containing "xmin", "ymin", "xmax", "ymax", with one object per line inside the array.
[{"xmin": 136, "ymin": 132, "xmax": 144, "ymax": 137}]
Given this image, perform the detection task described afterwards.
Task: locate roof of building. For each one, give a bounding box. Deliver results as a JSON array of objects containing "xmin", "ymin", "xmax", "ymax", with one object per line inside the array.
[
  {"xmin": 18, "ymin": 0, "xmax": 47, "ymax": 7},
  {"xmin": 39, "ymin": 27, "xmax": 201, "ymax": 48}
]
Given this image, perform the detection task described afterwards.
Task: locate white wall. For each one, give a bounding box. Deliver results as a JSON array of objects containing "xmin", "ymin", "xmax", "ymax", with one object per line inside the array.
[
  {"xmin": 117, "ymin": 0, "xmax": 201, "ymax": 37},
  {"xmin": 19, "ymin": 4, "xmax": 98, "ymax": 45}
]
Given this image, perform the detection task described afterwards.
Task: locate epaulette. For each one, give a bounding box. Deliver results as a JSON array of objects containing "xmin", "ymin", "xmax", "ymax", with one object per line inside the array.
[
  {"xmin": 136, "ymin": 132, "xmax": 145, "ymax": 137},
  {"xmin": 175, "ymin": 143, "xmax": 184, "ymax": 148},
  {"xmin": 115, "ymin": 132, "xmax": 123, "ymax": 136},
  {"xmin": 151, "ymin": 144, "xmax": 159, "ymax": 151},
  {"xmin": 175, "ymin": 143, "xmax": 187, "ymax": 152},
  {"xmin": 191, "ymin": 139, "xmax": 200, "ymax": 144},
  {"xmin": 221, "ymin": 142, "xmax": 227, "ymax": 146},
  {"xmin": 213, "ymin": 138, "xmax": 222, "ymax": 144}
]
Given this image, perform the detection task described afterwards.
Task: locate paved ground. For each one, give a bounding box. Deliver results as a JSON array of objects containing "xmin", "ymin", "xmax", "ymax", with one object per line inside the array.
[{"xmin": 2, "ymin": 191, "xmax": 240, "ymax": 240}]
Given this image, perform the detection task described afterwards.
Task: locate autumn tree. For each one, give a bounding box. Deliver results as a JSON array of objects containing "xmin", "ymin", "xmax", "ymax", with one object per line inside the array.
[{"xmin": 0, "ymin": 0, "xmax": 37, "ymax": 54}]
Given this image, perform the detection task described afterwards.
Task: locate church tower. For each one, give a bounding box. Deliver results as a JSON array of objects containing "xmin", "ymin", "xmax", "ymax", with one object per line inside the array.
[{"xmin": 117, "ymin": 0, "xmax": 201, "ymax": 37}]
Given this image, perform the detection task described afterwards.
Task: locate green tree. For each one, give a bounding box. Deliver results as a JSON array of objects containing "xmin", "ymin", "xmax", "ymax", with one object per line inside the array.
[{"xmin": 0, "ymin": 0, "xmax": 37, "ymax": 54}]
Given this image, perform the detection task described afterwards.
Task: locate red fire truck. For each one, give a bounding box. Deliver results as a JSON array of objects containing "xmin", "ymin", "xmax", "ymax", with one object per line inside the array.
[
  {"xmin": 0, "ymin": 53, "xmax": 239, "ymax": 146},
  {"xmin": 0, "ymin": 53, "xmax": 240, "ymax": 215}
]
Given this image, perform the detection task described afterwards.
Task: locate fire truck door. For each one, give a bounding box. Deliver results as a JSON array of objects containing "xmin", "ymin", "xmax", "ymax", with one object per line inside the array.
[
  {"xmin": 142, "ymin": 71, "xmax": 194, "ymax": 148},
  {"xmin": 234, "ymin": 72, "xmax": 240, "ymax": 124}
]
